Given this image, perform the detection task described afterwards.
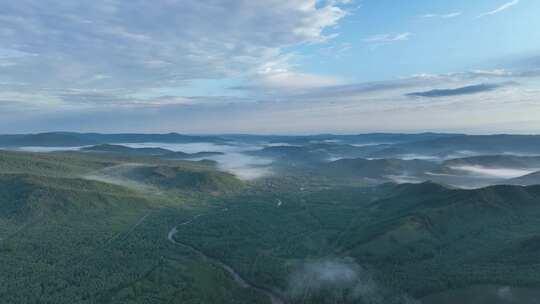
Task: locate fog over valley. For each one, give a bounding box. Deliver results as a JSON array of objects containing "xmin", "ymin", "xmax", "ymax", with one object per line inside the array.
[{"xmin": 1, "ymin": 0, "xmax": 540, "ymax": 303}]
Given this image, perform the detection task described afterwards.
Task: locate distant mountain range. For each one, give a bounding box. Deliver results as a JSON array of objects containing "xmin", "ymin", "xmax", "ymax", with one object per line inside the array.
[
  {"xmin": 317, "ymin": 158, "xmax": 438, "ymax": 180},
  {"xmin": 0, "ymin": 131, "xmax": 465, "ymax": 147},
  {"xmin": 223, "ymin": 132, "xmax": 462, "ymax": 145},
  {"xmin": 4, "ymin": 132, "xmax": 540, "ymax": 190},
  {"xmin": 82, "ymin": 144, "xmax": 224, "ymax": 159},
  {"xmin": 0, "ymin": 132, "xmax": 226, "ymax": 147},
  {"xmin": 369, "ymin": 135, "xmax": 540, "ymax": 158},
  {"xmin": 4, "ymin": 132, "xmax": 540, "ymax": 158},
  {"xmin": 506, "ymin": 171, "xmax": 540, "ymax": 186},
  {"xmin": 442, "ymin": 155, "xmax": 540, "ymax": 169}
]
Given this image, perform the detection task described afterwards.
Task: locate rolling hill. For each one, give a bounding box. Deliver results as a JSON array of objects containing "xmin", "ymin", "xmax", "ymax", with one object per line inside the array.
[
  {"xmin": 82, "ymin": 144, "xmax": 224, "ymax": 159},
  {"xmin": 124, "ymin": 165, "xmax": 244, "ymax": 193},
  {"xmin": 371, "ymin": 135, "xmax": 540, "ymax": 159},
  {"xmin": 0, "ymin": 132, "xmax": 226, "ymax": 147},
  {"xmin": 505, "ymin": 171, "xmax": 540, "ymax": 186},
  {"xmin": 443, "ymin": 155, "xmax": 540, "ymax": 169},
  {"xmin": 173, "ymin": 182, "xmax": 540, "ymax": 303},
  {"xmin": 0, "ymin": 151, "xmax": 267, "ymax": 304},
  {"xmin": 316, "ymin": 158, "xmax": 438, "ymax": 181},
  {"xmin": 3, "ymin": 135, "xmax": 540, "ymax": 303}
]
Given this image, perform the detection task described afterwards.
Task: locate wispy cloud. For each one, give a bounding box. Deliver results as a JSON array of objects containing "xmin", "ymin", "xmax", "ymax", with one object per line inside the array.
[
  {"xmin": 363, "ymin": 32, "xmax": 411, "ymax": 43},
  {"xmin": 406, "ymin": 83, "xmax": 512, "ymax": 98},
  {"xmin": 478, "ymin": 0, "xmax": 520, "ymax": 18},
  {"xmin": 3, "ymin": 75, "xmax": 539, "ymax": 134},
  {"xmin": 422, "ymin": 12, "xmax": 462, "ymax": 19},
  {"xmin": 0, "ymin": 0, "xmax": 351, "ymax": 93}
]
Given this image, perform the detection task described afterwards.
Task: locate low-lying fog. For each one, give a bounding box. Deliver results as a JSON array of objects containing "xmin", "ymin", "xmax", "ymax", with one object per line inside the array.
[
  {"xmin": 123, "ymin": 142, "xmax": 273, "ymax": 180},
  {"xmin": 84, "ymin": 163, "xmax": 156, "ymax": 191},
  {"xmin": 10, "ymin": 142, "xmax": 274, "ymax": 180},
  {"xmin": 449, "ymin": 165, "xmax": 539, "ymax": 179},
  {"xmin": 288, "ymin": 258, "xmax": 419, "ymax": 303},
  {"xmin": 15, "ymin": 146, "xmax": 87, "ymax": 152},
  {"xmin": 386, "ymin": 175, "xmax": 425, "ymax": 184},
  {"xmin": 11, "ymin": 143, "xmax": 540, "ymax": 186}
]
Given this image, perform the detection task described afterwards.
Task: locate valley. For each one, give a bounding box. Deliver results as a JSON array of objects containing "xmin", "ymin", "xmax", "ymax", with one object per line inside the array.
[
  {"xmin": 3, "ymin": 1, "xmax": 538, "ymax": 302},
  {"xmin": 2, "ymin": 132, "xmax": 540, "ymax": 303}
]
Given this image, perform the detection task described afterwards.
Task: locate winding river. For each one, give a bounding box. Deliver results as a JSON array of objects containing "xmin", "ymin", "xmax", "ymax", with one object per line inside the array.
[{"xmin": 167, "ymin": 217, "xmax": 287, "ymax": 304}]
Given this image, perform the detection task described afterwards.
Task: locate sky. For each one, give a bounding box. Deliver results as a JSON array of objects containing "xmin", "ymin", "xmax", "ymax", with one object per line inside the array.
[{"xmin": 0, "ymin": 0, "xmax": 539, "ymax": 134}]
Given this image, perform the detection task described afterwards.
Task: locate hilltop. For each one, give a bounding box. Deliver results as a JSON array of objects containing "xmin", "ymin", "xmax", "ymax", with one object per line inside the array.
[{"xmin": 82, "ymin": 144, "xmax": 224, "ymax": 159}]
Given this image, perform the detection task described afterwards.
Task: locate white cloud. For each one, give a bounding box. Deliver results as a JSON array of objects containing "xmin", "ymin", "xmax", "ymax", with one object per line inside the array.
[
  {"xmin": 3, "ymin": 77, "xmax": 540, "ymax": 135},
  {"xmin": 449, "ymin": 165, "xmax": 538, "ymax": 179},
  {"xmin": 363, "ymin": 32, "xmax": 411, "ymax": 43},
  {"xmin": 255, "ymin": 71, "xmax": 343, "ymax": 91},
  {"xmin": 478, "ymin": 0, "xmax": 520, "ymax": 18},
  {"xmin": 0, "ymin": 0, "xmax": 351, "ymax": 94},
  {"xmin": 467, "ymin": 69, "xmax": 513, "ymax": 77},
  {"xmin": 232, "ymin": 53, "xmax": 344, "ymax": 92},
  {"xmin": 6, "ymin": 63, "xmax": 536, "ymax": 133},
  {"xmin": 422, "ymin": 12, "xmax": 462, "ymax": 19},
  {"xmin": 91, "ymin": 74, "xmax": 112, "ymax": 81}
]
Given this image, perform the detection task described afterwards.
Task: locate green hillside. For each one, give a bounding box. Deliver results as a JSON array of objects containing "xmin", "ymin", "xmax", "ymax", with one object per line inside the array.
[
  {"xmin": 317, "ymin": 158, "xmax": 437, "ymax": 180},
  {"xmin": 173, "ymin": 182, "xmax": 540, "ymax": 303},
  {"xmin": 0, "ymin": 150, "xmax": 116, "ymax": 177},
  {"xmin": 82, "ymin": 144, "xmax": 172, "ymax": 155},
  {"xmin": 0, "ymin": 155, "xmax": 267, "ymax": 304},
  {"xmin": 2, "ymin": 147, "xmax": 540, "ymax": 303},
  {"xmin": 82, "ymin": 144, "xmax": 224, "ymax": 159},
  {"xmin": 443, "ymin": 155, "xmax": 540, "ymax": 169},
  {"xmin": 125, "ymin": 165, "xmax": 244, "ymax": 193}
]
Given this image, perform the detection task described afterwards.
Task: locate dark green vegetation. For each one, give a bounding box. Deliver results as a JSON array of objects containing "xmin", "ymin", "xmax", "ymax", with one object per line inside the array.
[
  {"xmin": 173, "ymin": 183, "xmax": 540, "ymax": 303},
  {"xmin": 443, "ymin": 155, "xmax": 540, "ymax": 169},
  {"xmin": 3, "ymin": 132, "xmax": 540, "ymax": 303},
  {"xmin": 0, "ymin": 150, "xmax": 264, "ymax": 304},
  {"xmin": 316, "ymin": 158, "xmax": 437, "ymax": 180},
  {"xmin": 0, "ymin": 149, "xmax": 115, "ymax": 177},
  {"xmin": 118, "ymin": 165, "xmax": 244, "ymax": 193},
  {"xmin": 422, "ymin": 285, "xmax": 540, "ymax": 304},
  {"xmin": 250, "ymin": 143, "xmax": 375, "ymax": 163}
]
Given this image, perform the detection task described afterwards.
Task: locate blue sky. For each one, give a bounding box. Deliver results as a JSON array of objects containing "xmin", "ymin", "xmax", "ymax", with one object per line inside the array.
[
  {"xmin": 293, "ymin": 0, "xmax": 540, "ymax": 81},
  {"xmin": 0, "ymin": 0, "xmax": 539, "ymax": 134}
]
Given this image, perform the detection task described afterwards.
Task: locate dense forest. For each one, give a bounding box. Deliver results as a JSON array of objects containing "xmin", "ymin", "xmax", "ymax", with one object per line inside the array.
[{"xmin": 2, "ymin": 143, "xmax": 540, "ymax": 303}]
